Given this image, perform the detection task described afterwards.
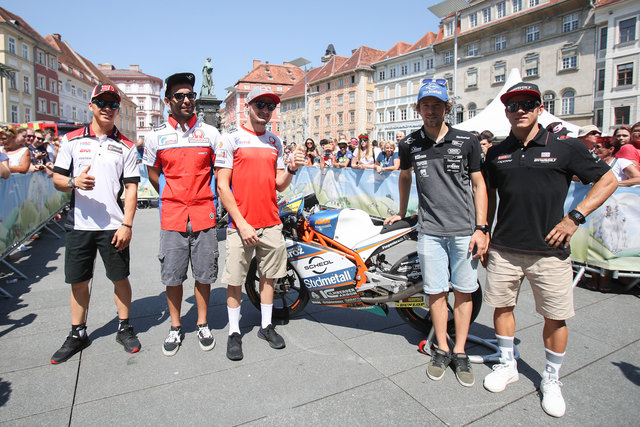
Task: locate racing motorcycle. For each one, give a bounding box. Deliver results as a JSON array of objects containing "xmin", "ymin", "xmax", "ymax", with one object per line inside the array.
[{"xmin": 244, "ymin": 193, "xmax": 482, "ymax": 334}]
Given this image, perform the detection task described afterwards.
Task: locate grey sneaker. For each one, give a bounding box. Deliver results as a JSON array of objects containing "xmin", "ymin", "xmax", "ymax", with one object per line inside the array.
[
  {"xmin": 451, "ymin": 353, "xmax": 475, "ymax": 387},
  {"xmin": 226, "ymin": 332, "xmax": 243, "ymax": 361},
  {"xmin": 197, "ymin": 323, "xmax": 215, "ymax": 351},
  {"xmin": 257, "ymin": 324, "xmax": 285, "ymax": 349},
  {"xmin": 426, "ymin": 348, "xmax": 451, "ymax": 381},
  {"xmin": 162, "ymin": 326, "xmax": 183, "ymax": 357}
]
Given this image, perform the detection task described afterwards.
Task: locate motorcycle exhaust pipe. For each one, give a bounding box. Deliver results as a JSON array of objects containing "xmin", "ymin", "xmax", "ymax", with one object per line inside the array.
[{"xmin": 359, "ymin": 282, "xmax": 424, "ymax": 304}]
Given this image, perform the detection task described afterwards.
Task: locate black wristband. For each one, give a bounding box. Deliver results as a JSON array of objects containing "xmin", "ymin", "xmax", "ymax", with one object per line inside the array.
[
  {"xmin": 475, "ymin": 225, "xmax": 490, "ymax": 233},
  {"xmin": 121, "ymin": 223, "xmax": 132, "ymax": 229},
  {"xmin": 568, "ymin": 209, "xmax": 585, "ymax": 225},
  {"xmin": 287, "ymin": 165, "xmax": 297, "ymax": 175}
]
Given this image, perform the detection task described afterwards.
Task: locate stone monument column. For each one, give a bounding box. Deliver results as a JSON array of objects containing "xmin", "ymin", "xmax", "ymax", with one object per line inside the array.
[{"xmin": 195, "ymin": 57, "xmax": 222, "ymax": 130}]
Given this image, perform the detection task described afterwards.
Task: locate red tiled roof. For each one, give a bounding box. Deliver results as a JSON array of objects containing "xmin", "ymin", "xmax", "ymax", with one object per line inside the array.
[
  {"xmin": 335, "ymin": 46, "xmax": 385, "ymax": 75},
  {"xmin": 308, "ymin": 55, "xmax": 349, "ymax": 84},
  {"xmin": 376, "ymin": 41, "xmax": 413, "ymax": 62},
  {"xmin": 238, "ymin": 62, "xmax": 305, "ymax": 86},
  {"xmin": 44, "ymin": 35, "xmax": 94, "ymax": 85},
  {"xmin": 101, "ymin": 68, "xmax": 162, "ymax": 84},
  {"xmin": 0, "ymin": 7, "xmax": 58, "ymax": 52},
  {"xmin": 595, "ymin": 0, "xmax": 623, "ymax": 7},
  {"xmin": 280, "ymin": 67, "xmax": 323, "ymax": 101},
  {"xmin": 409, "ymin": 31, "xmax": 437, "ymax": 52}
]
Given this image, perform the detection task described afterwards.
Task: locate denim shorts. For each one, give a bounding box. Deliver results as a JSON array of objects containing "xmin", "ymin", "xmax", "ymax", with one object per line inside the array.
[{"xmin": 417, "ymin": 233, "xmax": 479, "ymax": 294}]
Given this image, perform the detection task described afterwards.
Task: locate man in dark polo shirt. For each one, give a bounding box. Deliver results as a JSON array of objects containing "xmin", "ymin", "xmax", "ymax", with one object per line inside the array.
[
  {"xmin": 386, "ymin": 79, "xmax": 489, "ymax": 387},
  {"xmin": 482, "ymin": 83, "xmax": 616, "ymax": 417}
]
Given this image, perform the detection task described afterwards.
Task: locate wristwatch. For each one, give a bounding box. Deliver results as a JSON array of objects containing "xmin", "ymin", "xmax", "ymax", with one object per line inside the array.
[
  {"xmin": 287, "ymin": 165, "xmax": 297, "ymax": 175},
  {"xmin": 568, "ymin": 209, "xmax": 586, "ymax": 225},
  {"xmin": 67, "ymin": 177, "xmax": 75, "ymax": 189},
  {"xmin": 475, "ymin": 225, "xmax": 490, "ymax": 233}
]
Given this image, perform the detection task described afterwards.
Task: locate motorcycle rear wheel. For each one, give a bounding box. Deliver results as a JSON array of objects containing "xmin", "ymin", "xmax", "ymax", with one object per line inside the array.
[
  {"xmin": 396, "ymin": 283, "xmax": 483, "ymax": 335},
  {"xmin": 244, "ymin": 258, "xmax": 310, "ymax": 319}
]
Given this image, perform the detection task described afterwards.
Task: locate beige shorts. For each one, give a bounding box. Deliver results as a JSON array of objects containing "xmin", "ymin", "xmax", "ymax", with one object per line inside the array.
[
  {"xmin": 484, "ymin": 248, "xmax": 574, "ymax": 320},
  {"xmin": 221, "ymin": 223, "xmax": 287, "ymax": 286}
]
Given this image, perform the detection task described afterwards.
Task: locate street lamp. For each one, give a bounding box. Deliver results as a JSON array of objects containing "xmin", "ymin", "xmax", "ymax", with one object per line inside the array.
[
  {"xmin": 428, "ymin": 0, "xmax": 470, "ymax": 125},
  {"xmin": 288, "ymin": 57, "xmax": 311, "ymax": 140}
]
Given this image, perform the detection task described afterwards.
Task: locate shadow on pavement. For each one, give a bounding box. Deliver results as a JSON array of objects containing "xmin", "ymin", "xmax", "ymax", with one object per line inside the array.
[{"xmin": 611, "ymin": 361, "xmax": 640, "ymax": 386}]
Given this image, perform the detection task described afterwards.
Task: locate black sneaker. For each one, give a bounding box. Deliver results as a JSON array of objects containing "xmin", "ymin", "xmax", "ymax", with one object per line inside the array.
[
  {"xmin": 116, "ymin": 325, "xmax": 141, "ymax": 353},
  {"xmin": 163, "ymin": 326, "xmax": 183, "ymax": 357},
  {"xmin": 50, "ymin": 333, "xmax": 91, "ymax": 364},
  {"xmin": 197, "ymin": 323, "xmax": 216, "ymax": 351},
  {"xmin": 257, "ymin": 324, "xmax": 285, "ymax": 349},
  {"xmin": 451, "ymin": 352, "xmax": 475, "ymax": 387},
  {"xmin": 426, "ymin": 348, "xmax": 451, "ymax": 381},
  {"xmin": 226, "ymin": 332, "xmax": 243, "ymax": 361}
]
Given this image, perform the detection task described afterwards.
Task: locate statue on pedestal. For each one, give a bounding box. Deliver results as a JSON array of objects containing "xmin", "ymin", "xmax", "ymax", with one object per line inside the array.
[{"xmin": 200, "ymin": 57, "xmax": 215, "ymax": 98}]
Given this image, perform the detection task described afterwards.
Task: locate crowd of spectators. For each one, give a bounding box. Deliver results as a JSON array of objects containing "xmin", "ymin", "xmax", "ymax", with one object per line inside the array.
[{"xmin": 0, "ymin": 125, "xmax": 61, "ymax": 179}]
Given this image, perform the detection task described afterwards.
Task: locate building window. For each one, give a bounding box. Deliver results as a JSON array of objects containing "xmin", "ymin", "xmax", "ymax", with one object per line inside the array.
[
  {"xmin": 338, "ymin": 112, "xmax": 343, "ymax": 125},
  {"xmin": 338, "ymin": 78, "xmax": 343, "ymax": 87},
  {"xmin": 482, "ymin": 8, "xmax": 491, "ymax": 24},
  {"xmin": 72, "ymin": 106, "xmax": 78, "ymax": 121},
  {"xmin": 50, "ymin": 101, "xmax": 58, "ymax": 116},
  {"xmin": 367, "ymin": 111, "xmax": 372, "ymax": 122},
  {"xmin": 138, "ymin": 118, "xmax": 145, "ymax": 128},
  {"xmin": 400, "ymin": 65, "xmax": 408, "ymax": 75},
  {"xmin": 600, "ymin": 27, "xmax": 608, "ymax": 50},
  {"xmin": 466, "ymin": 69, "xmax": 478, "ymax": 88},
  {"xmin": 597, "ymin": 69, "xmax": 605, "ymax": 91},
  {"xmin": 48, "ymin": 55, "xmax": 56, "ymax": 69},
  {"xmin": 22, "ymin": 44, "xmax": 29, "ymax": 60},
  {"xmin": 595, "ymin": 109, "xmax": 603, "ymax": 129},
  {"xmin": 349, "ymin": 111, "xmax": 355, "ymax": 123},
  {"xmin": 400, "ymin": 109, "xmax": 407, "ymax": 120},
  {"xmin": 389, "ymin": 110, "xmax": 395, "ymax": 121},
  {"xmin": 389, "ymin": 68, "xmax": 396, "ymax": 78},
  {"xmin": 24, "ymin": 107, "xmax": 31, "ymax": 122},
  {"xmin": 493, "ymin": 63, "xmax": 506, "ymax": 83},
  {"xmin": 525, "ymin": 55, "xmax": 539, "ymax": 77},
  {"xmin": 495, "ymin": 35, "xmax": 507, "ymax": 51},
  {"xmin": 468, "ymin": 103, "xmax": 477, "ymax": 119},
  {"xmin": 469, "ymin": 13, "xmax": 478, "ymax": 28},
  {"xmin": 378, "ymin": 111, "xmax": 385, "ymax": 123},
  {"xmin": 619, "ymin": 18, "xmax": 636, "ymax": 43},
  {"xmin": 23, "ymin": 76, "xmax": 30, "ymax": 94},
  {"xmin": 326, "ymin": 82, "xmax": 331, "ymax": 90},
  {"xmin": 38, "ymin": 75, "xmax": 46, "ymax": 90},
  {"xmin": 314, "ymin": 116, "xmax": 319, "ymax": 127},
  {"xmin": 8, "ymin": 37, "xmax": 16, "ymax": 54},
  {"xmin": 467, "ymin": 43, "xmax": 479, "ymax": 57},
  {"xmin": 445, "ymin": 21, "xmax": 454, "ymax": 37},
  {"xmin": 444, "ymin": 51, "xmax": 453, "ymax": 64},
  {"xmin": 315, "ymin": 100, "xmax": 319, "ymax": 111},
  {"xmin": 37, "ymin": 50, "xmax": 45, "ymax": 65},
  {"xmin": 71, "ymin": 85, "xmax": 77, "ymax": 96},
  {"xmin": 39, "ymin": 98, "xmax": 47, "ymax": 113},
  {"xmin": 561, "ymin": 90, "xmax": 575, "ymax": 115},
  {"xmin": 445, "ymin": 76, "xmax": 453, "ymax": 89},
  {"xmin": 8, "ymin": 72, "xmax": 17, "ymax": 90},
  {"xmin": 338, "ymin": 94, "xmax": 343, "ymax": 105},
  {"xmin": 413, "ymin": 61, "xmax": 421, "ymax": 73},
  {"xmin": 367, "ymin": 91, "xmax": 373, "ymax": 102},
  {"xmin": 349, "ymin": 92, "xmax": 355, "ymax": 103},
  {"xmin": 529, "ymin": 0, "xmax": 539, "ymax": 6},
  {"xmin": 497, "ymin": 2, "xmax": 506, "ymax": 18},
  {"xmin": 413, "ymin": 109, "xmax": 420, "ymax": 119},
  {"xmin": 614, "ymin": 106, "xmax": 630, "ymax": 125},
  {"xmin": 10, "ymin": 105, "xmax": 19, "ymax": 123},
  {"xmin": 379, "ymin": 70, "xmax": 386, "ymax": 80},
  {"xmin": 561, "ymin": 52, "xmax": 578, "ymax": 70},
  {"xmin": 426, "ymin": 58, "xmax": 434, "ymax": 69},
  {"xmin": 325, "ymin": 97, "xmax": 331, "ymax": 107},
  {"xmin": 617, "ymin": 63, "xmax": 633, "ymax": 86},
  {"xmin": 351, "ymin": 75, "xmax": 355, "ymax": 84},
  {"xmin": 563, "ymin": 13, "xmax": 579, "ymax": 33},
  {"xmin": 49, "ymin": 79, "xmax": 56, "ymax": 93},
  {"xmin": 526, "ymin": 25, "xmax": 540, "ymax": 42},
  {"xmin": 513, "ymin": 0, "xmax": 522, "ymax": 13},
  {"xmin": 543, "ymin": 92, "xmax": 555, "ymax": 114}
]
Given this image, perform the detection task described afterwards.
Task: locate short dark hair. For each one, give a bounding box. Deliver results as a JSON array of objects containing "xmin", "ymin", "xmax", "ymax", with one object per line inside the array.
[
  {"xmin": 479, "ymin": 130, "xmax": 494, "ymax": 142},
  {"xmin": 601, "ymin": 136, "xmax": 621, "ymax": 155}
]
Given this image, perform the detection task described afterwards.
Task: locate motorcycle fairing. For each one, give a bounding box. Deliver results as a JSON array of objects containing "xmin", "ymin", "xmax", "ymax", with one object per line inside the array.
[{"xmin": 307, "ymin": 209, "xmax": 341, "ymax": 239}]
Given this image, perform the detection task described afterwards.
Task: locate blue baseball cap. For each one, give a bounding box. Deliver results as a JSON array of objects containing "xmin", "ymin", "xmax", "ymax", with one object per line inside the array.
[{"xmin": 417, "ymin": 80, "xmax": 449, "ymax": 103}]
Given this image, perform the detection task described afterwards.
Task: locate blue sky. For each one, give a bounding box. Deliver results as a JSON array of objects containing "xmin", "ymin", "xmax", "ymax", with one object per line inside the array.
[{"xmin": 3, "ymin": 1, "xmax": 442, "ymax": 100}]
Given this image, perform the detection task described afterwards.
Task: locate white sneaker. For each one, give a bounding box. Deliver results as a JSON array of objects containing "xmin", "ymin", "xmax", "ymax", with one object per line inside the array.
[
  {"xmin": 540, "ymin": 377, "xmax": 566, "ymax": 417},
  {"xmin": 483, "ymin": 360, "xmax": 519, "ymax": 393}
]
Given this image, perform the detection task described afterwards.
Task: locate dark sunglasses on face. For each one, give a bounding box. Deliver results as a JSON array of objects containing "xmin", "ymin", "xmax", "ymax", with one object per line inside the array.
[
  {"xmin": 26, "ymin": 134, "xmax": 35, "ymax": 138},
  {"xmin": 506, "ymin": 100, "xmax": 540, "ymax": 113},
  {"xmin": 422, "ymin": 78, "xmax": 447, "ymax": 87},
  {"xmin": 172, "ymin": 91, "xmax": 197, "ymax": 101},
  {"xmin": 36, "ymin": 137, "xmax": 45, "ymax": 141},
  {"xmin": 254, "ymin": 100, "xmax": 276, "ymax": 111},
  {"xmin": 92, "ymin": 98, "xmax": 120, "ymax": 110}
]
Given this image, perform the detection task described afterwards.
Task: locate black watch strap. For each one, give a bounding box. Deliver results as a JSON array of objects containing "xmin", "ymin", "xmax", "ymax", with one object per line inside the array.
[
  {"xmin": 287, "ymin": 165, "xmax": 297, "ymax": 175},
  {"xmin": 568, "ymin": 209, "xmax": 586, "ymax": 225},
  {"xmin": 475, "ymin": 225, "xmax": 490, "ymax": 233}
]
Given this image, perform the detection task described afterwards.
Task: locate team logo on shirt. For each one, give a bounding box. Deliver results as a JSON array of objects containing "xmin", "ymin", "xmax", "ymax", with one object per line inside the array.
[
  {"xmin": 268, "ymin": 136, "xmax": 277, "ymax": 146},
  {"xmin": 452, "ymin": 141, "xmax": 463, "ymax": 147},
  {"xmin": 107, "ymin": 144, "xmax": 123, "ymax": 154},
  {"xmin": 159, "ymin": 135, "xmax": 177, "ymax": 146},
  {"xmin": 411, "ymin": 146, "xmax": 422, "ymax": 153},
  {"xmin": 533, "ymin": 157, "xmax": 557, "ymax": 163},
  {"xmin": 447, "ymin": 148, "xmax": 461, "ymax": 155},
  {"xmin": 189, "ymin": 129, "xmax": 209, "ymax": 143}
]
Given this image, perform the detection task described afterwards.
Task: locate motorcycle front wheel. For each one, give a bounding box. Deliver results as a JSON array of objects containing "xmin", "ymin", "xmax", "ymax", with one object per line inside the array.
[
  {"xmin": 396, "ymin": 283, "xmax": 483, "ymax": 335},
  {"xmin": 244, "ymin": 258, "xmax": 310, "ymax": 319}
]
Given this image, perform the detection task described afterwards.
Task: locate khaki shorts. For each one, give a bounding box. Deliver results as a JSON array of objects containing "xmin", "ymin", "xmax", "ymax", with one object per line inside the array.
[
  {"xmin": 484, "ymin": 248, "xmax": 574, "ymax": 320},
  {"xmin": 221, "ymin": 223, "xmax": 287, "ymax": 286}
]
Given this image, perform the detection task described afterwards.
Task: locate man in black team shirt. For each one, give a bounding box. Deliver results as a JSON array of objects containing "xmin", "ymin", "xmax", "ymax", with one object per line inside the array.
[{"xmin": 482, "ymin": 83, "xmax": 616, "ymax": 417}]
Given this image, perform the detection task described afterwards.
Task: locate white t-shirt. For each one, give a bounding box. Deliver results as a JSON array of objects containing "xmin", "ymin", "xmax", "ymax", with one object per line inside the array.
[
  {"xmin": 1, "ymin": 147, "xmax": 28, "ymax": 167},
  {"xmin": 609, "ymin": 157, "xmax": 633, "ymax": 182}
]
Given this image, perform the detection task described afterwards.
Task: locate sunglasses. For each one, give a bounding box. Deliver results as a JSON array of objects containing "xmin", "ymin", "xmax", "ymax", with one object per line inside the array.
[
  {"xmin": 422, "ymin": 78, "xmax": 447, "ymax": 87},
  {"xmin": 253, "ymin": 100, "xmax": 277, "ymax": 111},
  {"xmin": 26, "ymin": 134, "xmax": 35, "ymax": 138},
  {"xmin": 505, "ymin": 100, "xmax": 540, "ymax": 113},
  {"xmin": 36, "ymin": 137, "xmax": 45, "ymax": 141},
  {"xmin": 92, "ymin": 99, "xmax": 121, "ymax": 110},
  {"xmin": 172, "ymin": 91, "xmax": 197, "ymax": 101}
]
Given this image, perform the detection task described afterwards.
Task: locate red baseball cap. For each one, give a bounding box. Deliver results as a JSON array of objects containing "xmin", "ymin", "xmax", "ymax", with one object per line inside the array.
[{"xmin": 91, "ymin": 83, "xmax": 121, "ymax": 101}]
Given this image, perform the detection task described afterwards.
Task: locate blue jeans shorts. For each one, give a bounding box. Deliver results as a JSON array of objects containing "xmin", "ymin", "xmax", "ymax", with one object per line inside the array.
[{"xmin": 417, "ymin": 233, "xmax": 479, "ymax": 295}]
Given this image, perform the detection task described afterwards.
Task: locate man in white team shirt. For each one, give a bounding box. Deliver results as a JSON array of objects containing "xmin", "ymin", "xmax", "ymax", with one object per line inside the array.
[{"xmin": 50, "ymin": 84, "xmax": 141, "ymax": 364}]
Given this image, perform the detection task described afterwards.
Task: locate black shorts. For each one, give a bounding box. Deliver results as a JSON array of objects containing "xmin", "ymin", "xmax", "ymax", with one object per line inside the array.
[{"xmin": 65, "ymin": 229, "xmax": 130, "ymax": 284}]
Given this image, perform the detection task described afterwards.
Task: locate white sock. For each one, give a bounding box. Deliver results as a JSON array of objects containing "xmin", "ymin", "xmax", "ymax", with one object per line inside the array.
[
  {"xmin": 544, "ymin": 348, "xmax": 565, "ymax": 380},
  {"xmin": 227, "ymin": 306, "xmax": 241, "ymax": 335},
  {"xmin": 260, "ymin": 303, "xmax": 273, "ymax": 329},
  {"xmin": 496, "ymin": 334, "xmax": 515, "ymax": 364}
]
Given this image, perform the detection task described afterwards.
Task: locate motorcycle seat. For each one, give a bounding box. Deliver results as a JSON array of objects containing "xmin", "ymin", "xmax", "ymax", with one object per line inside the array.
[{"xmin": 380, "ymin": 216, "xmax": 418, "ymax": 234}]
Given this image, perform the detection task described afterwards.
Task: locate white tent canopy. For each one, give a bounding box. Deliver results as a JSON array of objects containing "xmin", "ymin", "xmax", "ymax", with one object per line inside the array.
[{"xmin": 453, "ymin": 68, "xmax": 580, "ymax": 138}]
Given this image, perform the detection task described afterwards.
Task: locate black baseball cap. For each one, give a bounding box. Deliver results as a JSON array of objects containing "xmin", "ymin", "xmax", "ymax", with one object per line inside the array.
[
  {"xmin": 500, "ymin": 82, "xmax": 541, "ymax": 105},
  {"xmin": 546, "ymin": 122, "xmax": 570, "ymax": 137},
  {"xmin": 165, "ymin": 72, "xmax": 195, "ymax": 98}
]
